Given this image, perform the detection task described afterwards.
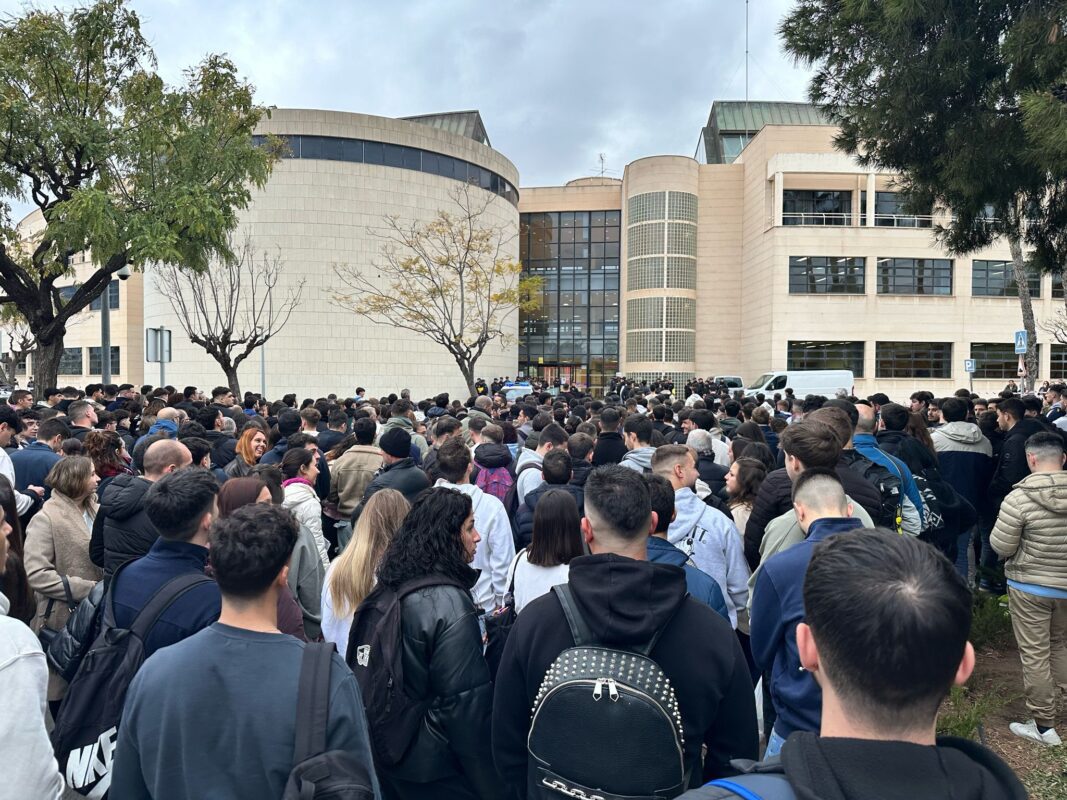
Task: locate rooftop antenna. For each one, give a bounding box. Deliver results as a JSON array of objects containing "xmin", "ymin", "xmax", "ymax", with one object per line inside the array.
[
  {"xmin": 598, "ymin": 153, "xmax": 607, "ymax": 177},
  {"xmin": 743, "ymin": 0, "xmax": 751, "ymax": 149}
]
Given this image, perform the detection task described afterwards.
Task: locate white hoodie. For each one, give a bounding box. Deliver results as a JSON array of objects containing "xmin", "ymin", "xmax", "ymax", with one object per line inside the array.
[
  {"xmin": 0, "ymin": 592, "xmax": 64, "ymax": 799},
  {"xmin": 667, "ymin": 488, "xmax": 751, "ymax": 628},
  {"xmin": 435, "ymin": 480, "xmax": 516, "ymax": 612}
]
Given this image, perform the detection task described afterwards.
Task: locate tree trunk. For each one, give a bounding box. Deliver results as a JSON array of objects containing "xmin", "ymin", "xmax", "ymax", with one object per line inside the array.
[
  {"xmin": 33, "ymin": 337, "xmax": 63, "ymax": 392},
  {"xmin": 456, "ymin": 357, "xmax": 477, "ymax": 399},
  {"xmin": 1010, "ymin": 236, "xmax": 1039, "ymax": 392},
  {"xmin": 222, "ymin": 364, "xmax": 241, "ymax": 398}
]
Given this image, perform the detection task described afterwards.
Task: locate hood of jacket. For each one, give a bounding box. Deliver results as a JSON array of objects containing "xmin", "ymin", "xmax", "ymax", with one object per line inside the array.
[
  {"xmin": 567, "ymin": 553, "xmax": 688, "ymax": 648},
  {"xmin": 100, "ymin": 473, "xmax": 154, "ymax": 522},
  {"xmin": 523, "ymin": 481, "xmax": 582, "ymax": 512},
  {"xmin": 1011, "ymin": 470, "xmax": 1067, "ymax": 513},
  {"xmin": 620, "ymin": 446, "xmax": 655, "ymax": 471},
  {"xmin": 781, "ymin": 731, "xmax": 1027, "ymax": 800},
  {"xmin": 147, "ymin": 419, "xmax": 177, "ymax": 438},
  {"xmin": 570, "ymin": 459, "xmax": 593, "ymax": 487},
  {"xmin": 382, "ymin": 415, "xmax": 414, "ymax": 433},
  {"xmin": 515, "ymin": 447, "xmax": 542, "ymax": 471},
  {"xmin": 670, "ymin": 487, "xmax": 708, "ymax": 541},
  {"xmin": 935, "ymin": 421, "xmax": 985, "ymax": 445},
  {"xmin": 425, "ymin": 406, "xmax": 448, "ymax": 419},
  {"xmin": 645, "ymin": 535, "xmax": 688, "ymax": 567},
  {"xmin": 473, "ymin": 442, "xmax": 512, "ymax": 469}
]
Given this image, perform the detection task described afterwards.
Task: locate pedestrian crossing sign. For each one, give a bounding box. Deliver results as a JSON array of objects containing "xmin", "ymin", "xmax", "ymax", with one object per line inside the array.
[{"xmin": 1014, "ymin": 330, "xmax": 1028, "ymax": 354}]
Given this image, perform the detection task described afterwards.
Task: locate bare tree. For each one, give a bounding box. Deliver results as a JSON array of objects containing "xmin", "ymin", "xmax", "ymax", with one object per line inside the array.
[
  {"xmin": 155, "ymin": 236, "xmax": 305, "ymax": 395},
  {"xmin": 0, "ymin": 307, "xmax": 35, "ymax": 386},
  {"xmin": 332, "ymin": 183, "xmax": 539, "ymax": 396}
]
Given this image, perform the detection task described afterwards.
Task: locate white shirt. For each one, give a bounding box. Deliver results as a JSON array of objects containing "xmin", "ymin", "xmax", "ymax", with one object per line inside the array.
[
  {"xmin": 320, "ymin": 562, "xmax": 355, "ymax": 659},
  {"xmin": 508, "ymin": 550, "xmax": 570, "ymax": 613},
  {"xmin": 434, "ymin": 480, "xmax": 516, "ymax": 612}
]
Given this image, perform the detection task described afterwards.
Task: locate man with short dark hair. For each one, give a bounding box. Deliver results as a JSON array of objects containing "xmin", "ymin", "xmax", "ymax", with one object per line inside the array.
[
  {"xmin": 493, "ymin": 465, "xmax": 758, "ymax": 797},
  {"xmin": 591, "ymin": 407, "xmax": 626, "ymax": 466},
  {"xmin": 422, "ymin": 416, "xmax": 463, "ymax": 484},
  {"xmin": 10, "ymin": 418, "xmax": 68, "ymax": 494},
  {"xmin": 210, "ymin": 385, "xmax": 236, "ymax": 408},
  {"xmin": 317, "ymin": 408, "xmax": 349, "ymax": 453},
  {"xmin": 110, "ymin": 468, "xmax": 221, "ymax": 659},
  {"xmin": 991, "ymin": 431, "xmax": 1067, "ymax": 746},
  {"xmin": 567, "ymin": 431, "xmax": 595, "ymax": 488},
  {"xmin": 515, "ymin": 422, "xmax": 568, "ymax": 504},
  {"xmin": 750, "ymin": 469, "xmax": 864, "ymax": 757},
  {"xmin": 515, "ymin": 449, "xmax": 584, "ymax": 548},
  {"xmin": 66, "ymin": 399, "xmax": 97, "ymax": 441},
  {"xmin": 682, "ymin": 531, "xmax": 1025, "ymax": 799},
  {"xmin": 111, "ymin": 504, "xmax": 379, "ymax": 800},
  {"xmin": 720, "ymin": 400, "xmax": 742, "ymax": 437},
  {"xmin": 620, "ymin": 413, "xmax": 655, "ymax": 473},
  {"xmin": 7, "ymin": 389, "xmax": 32, "ymax": 411},
  {"xmin": 194, "ymin": 406, "xmax": 237, "ymax": 469},
  {"xmin": 433, "ymin": 436, "xmax": 514, "ymax": 612}
]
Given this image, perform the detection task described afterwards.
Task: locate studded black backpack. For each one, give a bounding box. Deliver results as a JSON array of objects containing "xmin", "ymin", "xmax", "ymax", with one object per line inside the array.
[{"xmin": 526, "ymin": 584, "xmax": 688, "ymax": 800}]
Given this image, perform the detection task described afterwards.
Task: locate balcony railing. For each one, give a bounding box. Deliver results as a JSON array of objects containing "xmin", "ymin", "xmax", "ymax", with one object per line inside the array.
[
  {"xmin": 782, "ymin": 212, "xmax": 852, "ymax": 226},
  {"xmin": 861, "ymin": 214, "xmax": 935, "ymax": 228}
]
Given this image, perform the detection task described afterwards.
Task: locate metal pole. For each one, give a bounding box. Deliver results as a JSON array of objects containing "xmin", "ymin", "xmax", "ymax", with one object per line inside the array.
[
  {"xmin": 260, "ymin": 340, "xmax": 266, "ymax": 396},
  {"xmin": 159, "ymin": 326, "xmax": 166, "ymax": 388},
  {"xmin": 100, "ymin": 280, "xmax": 111, "ymax": 384}
]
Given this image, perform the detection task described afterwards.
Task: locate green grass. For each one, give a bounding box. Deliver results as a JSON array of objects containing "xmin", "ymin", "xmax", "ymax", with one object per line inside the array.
[
  {"xmin": 937, "ymin": 684, "xmax": 1012, "ymax": 740},
  {"xmin": 970, "ymin": 590, "xmax": 1014, "ymax": 652},
  {"xmin": 1023, "ymin": 746, "xmax": 1067, "ymax": 799}
]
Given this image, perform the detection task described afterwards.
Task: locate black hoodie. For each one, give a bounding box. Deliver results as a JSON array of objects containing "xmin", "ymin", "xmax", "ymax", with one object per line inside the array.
[
  {"xmin": 682, "ymin": 732, "xmax": 1027, "ymax": 800},
  {"xmin": 492, "ymin": 554, "xmax": 758, "ymax": 799},
  {"xmin": 89, "ymin": 473, "xmax": 159, "ymax": 580}
]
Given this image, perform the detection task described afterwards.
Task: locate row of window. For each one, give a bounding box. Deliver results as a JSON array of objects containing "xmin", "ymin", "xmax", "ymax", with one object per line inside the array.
[
  {"xmin": 57, "ymin": 281, "xmax": 120, "ymax": 310},
  {"xmin": 626, "ymin": 330, "xmax": 697, "ymax": 363},
  {"xmin": 626, "ymin": 192, "xmax": 699, "ymax": 224},
  {"xmin": 782, "ymin": 190, "xmax": 934, "ymax": 227},
  {"xmin": 253, "ymin": 134, "xmax": 519, "ymax": 207},
  {"xmin": 788, "ymin": 256, "xmax": 1058, "ymax": 297},
  {"xmin": 786, "ymin": 340, "xmax": 1062, "ymax": 380},
  {"xmin": 58, "ymin": 346, "xmax": 120, "ymax": 376},
  {"xmin": 625, "ymin": 297, "xmax": 697, "ymax": 332},
  {"xmin": 627, "ymin": 257, "xmax": 698, "ymax": 292}
]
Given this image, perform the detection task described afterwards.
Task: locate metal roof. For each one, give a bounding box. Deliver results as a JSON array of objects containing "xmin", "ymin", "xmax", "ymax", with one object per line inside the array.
[
  {"xmin": 698, "ymin": 101, "xmax": 829, "ymax": 163},
  {"xmin": 400, "ymin": 111, "xmax": 491, "ymax": 146}
]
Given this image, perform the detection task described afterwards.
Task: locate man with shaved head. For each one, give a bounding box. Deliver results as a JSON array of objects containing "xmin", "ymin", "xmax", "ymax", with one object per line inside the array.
[{"xmin": 90, "ymin": 438, "xmax": 192, "ymax": 580}]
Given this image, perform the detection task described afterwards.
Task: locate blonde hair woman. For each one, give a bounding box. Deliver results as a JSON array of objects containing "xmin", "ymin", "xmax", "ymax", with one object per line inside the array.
[
  {"xmin": 320, "ymin": 489, "xmax": 409, "ymax": 657},
  {"xmin": 24, "ymin": 456, "xmax": 101, "ymax": 703}
]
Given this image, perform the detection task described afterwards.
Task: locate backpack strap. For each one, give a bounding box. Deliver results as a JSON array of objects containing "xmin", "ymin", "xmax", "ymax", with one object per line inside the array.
[
  {"xmin": 705, "ymin": 775, "xmax": 796, "ymax": 800},
  {"xmin": 128, "ymin": 571, "xmax": 215, "ymax": 641},
  {"xmin": 552, "ymin": 584, "xmax": 594, "ymax": 647},
  {"xmin": 293, "ymin": 642, "xmax": 335, "ymax": 764}
]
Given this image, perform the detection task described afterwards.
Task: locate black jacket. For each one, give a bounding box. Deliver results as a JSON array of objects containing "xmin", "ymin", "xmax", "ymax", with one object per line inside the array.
[
  {"xmin": 89, "ymin": 473, "xmax": 159, "ymax": 579},
  {"xmin": 680, "ymin": 731, "xmax": 1026, "ymax": 800},
  {"xmin": 201, "ymin": 430, "xmax": 237, "ymax": 469},
  {"xmin": 988, "ymin": 417, "xmax": 1048, "ymax": 515},
  {"xmin": 514, "ymin": 482, "xmax": 585, "ymax": 549},
  {"xmin": 697, "ymin": 453, "xmax": 728, "ymax": 498},
  {"xmin": 362, "ymin": 457, "xmax": 430, "ymax": 506},
  {"xmin": 474, "ymin": 442, "xmax": 513, "ymax": 471},
  {"xmin": 492, "ymin": 554, "xmax": 758, "ymax": 799},
  {"xmin": 591, "ymin": 431, "xmax": 627, "ymax": 466},
  {"xmin": 743, "ymin": 461, "xmax": 883, "ymax": 569},
  {"xmin": 382, "ymin": 569, "xmax": 501, "ymax": 799},
  {"xmin": 874, "ymin": 430, "xmax": 936, "ymax": 476},
  {"xmin": 570, "ymin": 459, "xmax": 593, "ymax": 488}
]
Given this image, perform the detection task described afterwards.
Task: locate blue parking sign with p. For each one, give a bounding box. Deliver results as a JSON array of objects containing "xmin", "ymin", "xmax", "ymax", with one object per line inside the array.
[
  {"xmin": 1014, "ymin": 330, "xmax": 1028, "ymax": 354},
  {"xmin": 964, "ymin": 359, "xmax": 976, "ymax": 374}
]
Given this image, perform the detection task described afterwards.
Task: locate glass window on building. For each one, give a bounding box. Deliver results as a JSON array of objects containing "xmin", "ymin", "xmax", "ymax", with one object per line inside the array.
[
  {"xmin": 720, "ymin": 134, "xmax": 752, "ymax": 163},
  {"xmin": 788, "ymin": 256, "xmax": 865, "ymax": 294},
  {"xmin": 970, "ymin": 343, "xmax": 1041, "ymax": 379},
  {"xmin": 782, "ymin": 190, "xmax": 852, "ymax": 226},
  {"xmin": 859, "ymin": 191, "xmax": 933, "ymax": 228},
  {"xmin": 787, "ymin": 341, "xmax": 865, "ymax": 377},
  {"xmin": 875, "ymin": 342, "xmax": 952, "ymax": 378},
  {"xmin": 876, "ymin": 258, "xmax": 953, "ymax": 295},
  {"xmin": 1052, "ymin": 345, "xmax": 1067, "ymax": 378},
  {"xmin": 89, "ymin": 280, "xmax": 120, "ymax": 311},
  {"xmin": 971, "ymin": 260, "xmax": 1041, "ymax": 297},
  {"xmin": 59, "ymin": 347, "xmax": 83, "ymax": 375},
  {"xmin": 88, "ymin": 346, "xmax": 120, "ymax": 376},
  {"xmin": 520, "ymin": 210, "xmax": 620, "ymax": 393},
  {"xmin": 1054, "ymin": 274, "xmax": 1064, "ymax": 299}
]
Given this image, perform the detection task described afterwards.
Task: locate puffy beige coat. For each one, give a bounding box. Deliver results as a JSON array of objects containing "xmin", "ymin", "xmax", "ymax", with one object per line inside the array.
[
  {"xmin": 330, "ymin": 445, "xmax": 383, "ymax": 516},
  {"xmin": 23, "ymin": 490, "xmax": 102, "ymax": 700},
  {"xmin": 990, "ymin": 471, "xmax": 1067, "ymax": 590}
]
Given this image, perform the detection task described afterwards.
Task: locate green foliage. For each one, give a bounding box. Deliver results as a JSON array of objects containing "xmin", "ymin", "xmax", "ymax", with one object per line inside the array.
[
  {"xmin": 0, "ymin": 0, "xmax": 280, "ymax": 386},
  {"xmin": 970, "ymin": 591, "xmax": 1014, "ymax": 652},
  {"xmin": 937, "ymin": 685, "xmax": 1004, "ymax": 740},
  {"xmin": 779, "ymin": 1, "xmax": 1067, "ymax": 271}
]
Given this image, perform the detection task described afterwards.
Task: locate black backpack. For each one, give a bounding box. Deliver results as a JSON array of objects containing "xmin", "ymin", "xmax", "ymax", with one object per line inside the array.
[
  {"xmin": 503, "ymin": 461, "xmax": 542, "ymax": 541},
  {"xmin": 283, "ymin": 642, "xmax": 377, "ymax": 799},
  {"xmin": 51, "ymin": 565, "xmax": 213, "ymax": 798},
  {"xmin": 346, "ymin": 574, "xmax": 468, "ymax": 767},
  {"xmin": 527, "ymin": 585, "xmax": 688, "ymax": 799},
  {"xmin": 839, "ymin": 450, "xmax": 903, "ymax": 531}
]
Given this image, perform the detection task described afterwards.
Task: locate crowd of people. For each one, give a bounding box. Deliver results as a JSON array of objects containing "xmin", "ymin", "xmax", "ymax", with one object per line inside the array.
[{"xmin": 0, "ymin": 375, "xmax": 1059, "ymax": 799}]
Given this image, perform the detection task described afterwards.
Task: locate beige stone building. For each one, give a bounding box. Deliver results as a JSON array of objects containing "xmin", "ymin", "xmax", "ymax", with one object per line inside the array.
[{"xmin": 520, "ymin": 101, "xmax": 1060, "ymax": 397}]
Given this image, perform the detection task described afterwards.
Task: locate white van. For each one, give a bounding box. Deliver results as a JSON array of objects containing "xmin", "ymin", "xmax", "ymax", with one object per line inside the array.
[{"xmin": 745, "ymin": 370, "xmax": 855, "ymax": 399}]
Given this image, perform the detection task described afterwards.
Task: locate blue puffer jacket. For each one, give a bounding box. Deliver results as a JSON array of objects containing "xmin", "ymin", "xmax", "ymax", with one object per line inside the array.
[{"xmin": 646, "ymin": 536, "xmax": 730, "ymax": 623}]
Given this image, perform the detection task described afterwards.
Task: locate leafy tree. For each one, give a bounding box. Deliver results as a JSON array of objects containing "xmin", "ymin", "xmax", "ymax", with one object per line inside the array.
[
  {"xmin": 0, "ymin": 0, "xmax": 282, "ymax": 389},
  {"xmin": 332, "ymin": 183, "xmax": 539, "ymax": 397},
  {"xmin": 0, "ymin": 306, "xmax": 35, "ymax": 386},
  {"xmin": 781, "ymin": 1, "xmax": 1067, "ymax": 388},
  {"xmin": 154, "ymin": 236, "xmax": 305, "ymax": 396}
]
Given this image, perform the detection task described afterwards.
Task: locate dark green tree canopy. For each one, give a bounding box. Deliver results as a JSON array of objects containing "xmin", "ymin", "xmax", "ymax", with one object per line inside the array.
[
  {"xmin": 0, "ymin": 0, "xmax": 282, "ymax": 386},
  {"xmin": 780, "ymin": 0, "xmax": 1067, "ymax": 268}
]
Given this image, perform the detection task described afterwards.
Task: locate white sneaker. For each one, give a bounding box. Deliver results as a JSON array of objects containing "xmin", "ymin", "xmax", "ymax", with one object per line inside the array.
[{"xmin": 1009, "ymin": 720, "xmax": 1063, "ymax": 746}]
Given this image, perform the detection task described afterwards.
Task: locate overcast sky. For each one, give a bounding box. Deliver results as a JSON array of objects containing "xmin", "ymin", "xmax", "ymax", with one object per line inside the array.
[{"xmin": 3, "ymin": 0, "xmax": 812, "ymax": 187}]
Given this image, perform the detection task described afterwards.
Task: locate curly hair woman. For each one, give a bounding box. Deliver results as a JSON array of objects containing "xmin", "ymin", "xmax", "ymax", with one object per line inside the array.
[
  {"xmin": 83, "ymin": 429, "xmax": 133, "ymax": 499},
  {"xmin": 352, "ymin": 487, "xmax": 497, "ymax": 800},
  {"xmin": 724, "ymin": 456, "xmax": 768, "ymax": 536}
]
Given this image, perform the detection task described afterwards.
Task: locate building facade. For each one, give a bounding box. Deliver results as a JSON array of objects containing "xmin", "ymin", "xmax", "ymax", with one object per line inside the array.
[{"xmin": 520, "ymin": 101, "xmax": 1059, "ymax": 397}]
